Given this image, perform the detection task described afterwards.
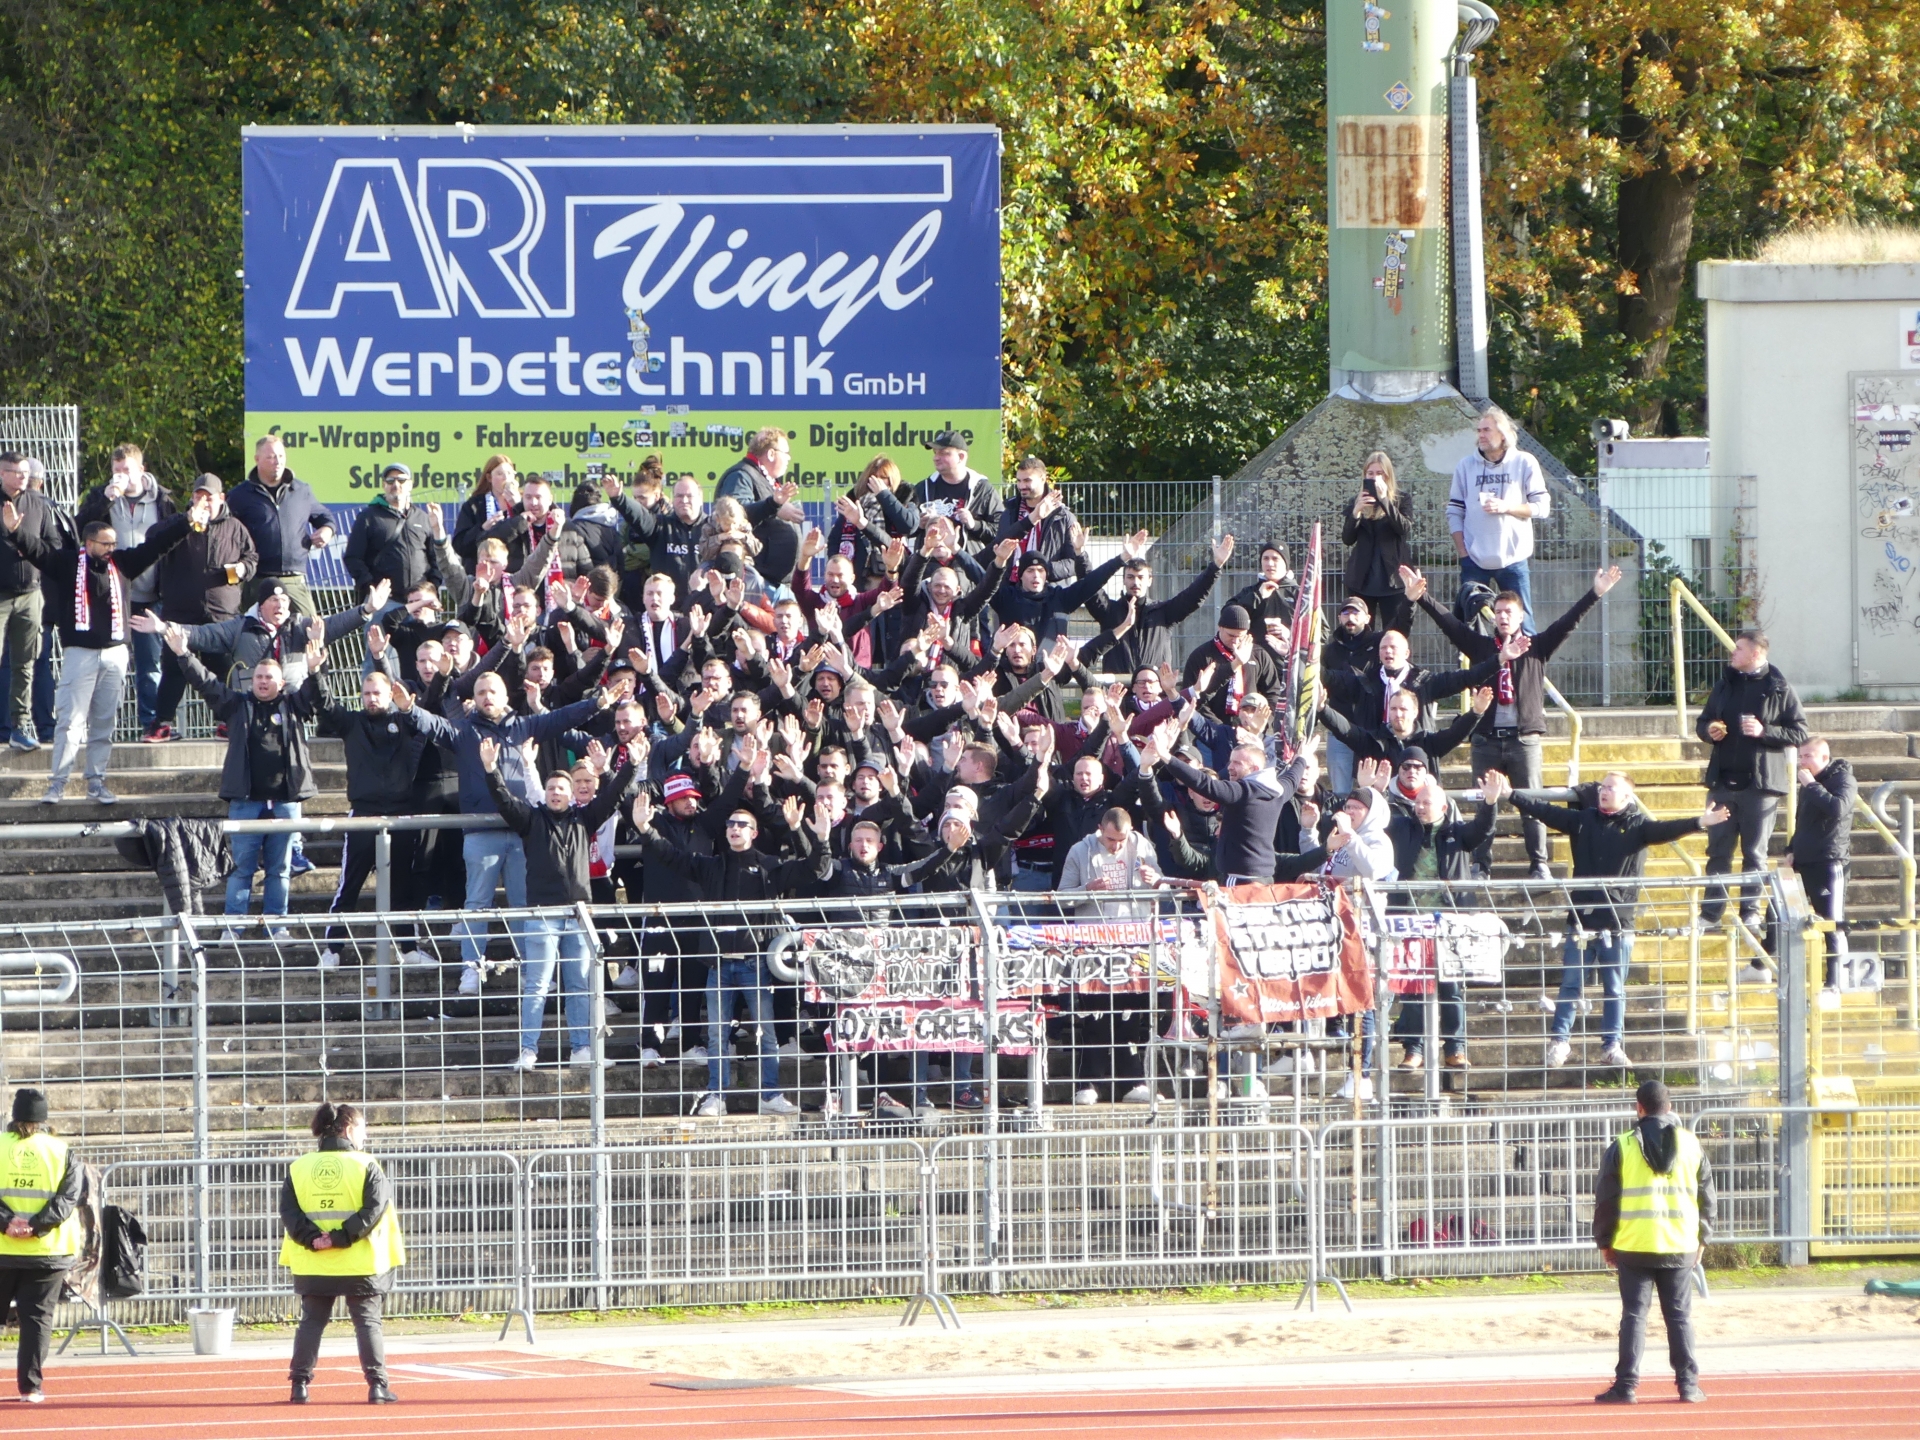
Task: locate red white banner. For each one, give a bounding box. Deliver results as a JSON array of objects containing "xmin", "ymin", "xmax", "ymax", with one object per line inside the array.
[{"xmin": 1206, "ymin": 881, "xmax": 1371, "ymax": 1024}]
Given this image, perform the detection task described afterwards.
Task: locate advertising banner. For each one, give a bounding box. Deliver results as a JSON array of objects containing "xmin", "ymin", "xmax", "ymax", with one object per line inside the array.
[
  {"xmin": 242, "ymin": 125, "xmax": 1002, "ymax": 508},
  {"xmin": 1206, "ymin": 882, "xmax": 1371, "ymax": 1024}
]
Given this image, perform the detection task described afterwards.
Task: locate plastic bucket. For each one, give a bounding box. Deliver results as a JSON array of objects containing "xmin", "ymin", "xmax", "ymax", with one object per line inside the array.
[{"xmin": 188, "ymin": 1307, "xmax": 236, "ymax": 1356}]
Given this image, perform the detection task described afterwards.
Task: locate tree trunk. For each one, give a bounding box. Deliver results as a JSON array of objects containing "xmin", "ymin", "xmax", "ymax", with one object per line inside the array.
[{"xmin": 1616, "ymin": 36, "xmax": 1699, "ymax": 422}]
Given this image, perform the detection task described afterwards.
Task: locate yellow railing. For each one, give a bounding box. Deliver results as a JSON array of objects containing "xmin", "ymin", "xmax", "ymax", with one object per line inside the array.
[
  {"xmin": 1669, "ymin": 575, "xmax": 1796, "ymax": 840},
  {"xmin": 1851, "ymin": 794, "xmax": 1919, "ymax": 1032}
]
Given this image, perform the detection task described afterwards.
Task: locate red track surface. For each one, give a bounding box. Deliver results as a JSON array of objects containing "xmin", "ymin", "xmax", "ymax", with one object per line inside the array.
[{"xmin": 8, "ymin": 1352, "xmax": 1917, "ymax": 1439}]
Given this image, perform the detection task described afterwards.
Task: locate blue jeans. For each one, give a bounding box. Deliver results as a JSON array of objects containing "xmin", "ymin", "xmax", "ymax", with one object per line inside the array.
[
  {"xmin": 224, "ymin": 798, "xmax": 302, "ymax": 917},
  {"xmin": 520, "ymin": 915, "xmax": 593, "ymax": 1054},
  {"xmin": 458, "ymin": 830, "xmax": 528, "ymax": 966},
  {"xmin": 1458, "ymin": 557, "xmax": 1534, "ymax": 632},
  {"xmin": 1326, "ymin": 732, "xmax": 1356, "ymax": 797},
  {"xmin": 129, "ymin": 623, "xmax": 163, "ymax": 732},
  {"xmin": 707, "ymin": 959, "xmax": 781, "ymax": 1098},
  {"xmin": 1390, "ymin": 983, "xmax": 1465, "ymax": 1057},
  {"xmin": 1553, "ymin": 933, "xmax": 1631, "ymax": 1047}
]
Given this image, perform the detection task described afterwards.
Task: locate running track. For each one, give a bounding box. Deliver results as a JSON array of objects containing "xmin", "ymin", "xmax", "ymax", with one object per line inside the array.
[{"xmin": 9, "ymin": 1352, "xmax": 1917, "ymax": 1439}]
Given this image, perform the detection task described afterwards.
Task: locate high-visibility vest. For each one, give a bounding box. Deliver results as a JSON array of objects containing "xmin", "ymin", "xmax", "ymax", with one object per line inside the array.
[
  {"xmin": 0, "ymin": 1131, "xmax": 83, "ymax": 1260},
  {"xmin": 1612, "ymin": 1124, "xmax": 1703, "ymax": 1254},
  {"xmin": 278, "ymin": 1149, "xmax": 406, "ymax": 1278}
]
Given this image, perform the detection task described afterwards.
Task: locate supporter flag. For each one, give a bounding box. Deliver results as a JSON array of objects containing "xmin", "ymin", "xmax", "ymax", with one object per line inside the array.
[{"xmin": 1278, "ymin": 523, "xmax": 1323, "ymax": 763}]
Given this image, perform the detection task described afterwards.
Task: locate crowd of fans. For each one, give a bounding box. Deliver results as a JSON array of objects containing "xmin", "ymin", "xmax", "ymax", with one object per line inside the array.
[{"xmin": 0, "ymin": 410, "xmax": 1859, "ymax": 1117}]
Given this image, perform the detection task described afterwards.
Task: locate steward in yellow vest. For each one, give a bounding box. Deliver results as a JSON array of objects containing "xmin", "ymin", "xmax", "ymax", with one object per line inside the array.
[
  {"xmin": 1592, "ymin": 1079, "xmax": 1716, "ymax": 1407},
  {"xmin": 278, "ymin": 1101, "xmax": 402, "ymax": 1406},
  {"xmin": 0, "ymin": 1087, "xmax": 81, "ymax": 1403}
]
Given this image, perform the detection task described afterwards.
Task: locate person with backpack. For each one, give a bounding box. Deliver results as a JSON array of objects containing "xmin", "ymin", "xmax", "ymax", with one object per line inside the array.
[
  {"xmin": 279, "ymin": 1102, "xmax": 403, "ymax": 1406},
  {"xmin": 0, "ymin": 1088, "xmax": 82, "ymax": 1404}
]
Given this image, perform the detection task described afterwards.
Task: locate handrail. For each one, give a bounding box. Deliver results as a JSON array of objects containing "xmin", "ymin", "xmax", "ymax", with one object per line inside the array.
[
  {"xmin": 1851, "ymin": 793, "xmax": 1919, "ymax": 1032},
  {"xmin": 1542, "ymin": 677, "xmax": 1581, "ymax": 786},
  {"xmin": 1670, "ymin": 576, "xmax": 1737, "ymax": 741}
]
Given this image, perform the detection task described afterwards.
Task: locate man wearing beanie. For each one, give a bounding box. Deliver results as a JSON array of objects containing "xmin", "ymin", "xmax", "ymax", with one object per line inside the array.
[
  {"xmin": 0, "ymin": 1088, "xmax": 83, "ymax": 1403},
  {"xmin": 1181, "ymin": 602, "xmax": 1283, "ymax": 723}
]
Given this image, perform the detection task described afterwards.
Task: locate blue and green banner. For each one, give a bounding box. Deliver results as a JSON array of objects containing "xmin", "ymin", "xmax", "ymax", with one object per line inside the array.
[{"xmin": 242, "ymin": 125, "xmax": 1003, "ymax": 502}]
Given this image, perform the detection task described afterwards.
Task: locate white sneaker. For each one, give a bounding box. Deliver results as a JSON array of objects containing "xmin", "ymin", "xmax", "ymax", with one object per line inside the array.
[
  {"xmin": 776, "ymin": 1038, "xmax": 801, "ymax": 1057},
  {"xmin": 758, "ymin": 1094, "xmax": 800, "ymax": 1115},
  {"xmin": 680, "ymin": 1045, "xmax": 710, "ymax": 1065},
  {"xmin": 1120, "ymin": 1084, "xmax": 1155, "ymax": 1104},
  {"xmin": 1599, "ymin": 1043, "xmax": 1631, "ymax": 1067},
  {"xmin": 399, "ymin": 947, "xmax": 436, "ymax": 969},
  {"xmin": 22, "ymin": 1390, "xmax": 45, "ymax": 1404},
  {"xmin": 569, "ymin": 1046, "xmax": 596, "ymax": 1068},
  {"xmin": 218, "ymin": 927, "xmax": 241, "ymax": 945},
  {"xmin": 612, "ymin": 965, "xmax": 639, "ymax": 990},
  {"xmin": 692, "ymin": 1092, "xmax": 727, "ymax": 1118},
  {"xmin": 1072, "ymin": 1086, "xmax": 1099, "ymax": 1106},
  {"xmin": 266, "ymin": 926, "xmax": 292, "ymax": 942},
  {"xmin": 639, "ymin": 1047, "xmax": 664, "ymax": 1068},
  {"xmin": 663, "ymin": 1021, "xmax": 683, "ymax": 1042},
  {"xmin": 1221, "ymin": 1022, "xmax": 1266, "ymax": 1040},
  {"xmin": 1545, "ymin": 1039, "xmax": 1571, "ymax": 1068},
  {"xmin": 458, "ymin": 965, "xmax": 481, "ymax": 996},
  {"xmin": 1333, "ymin": 1074, "xmax": 1372, "ymax": 1101},
  {"xmin": 316, "ymin": 948, "xmax": 342, "ymax": 970},
  {"xmin": 1744, "ymin": 959, "xmax": 1772, "ymax": 981},
  {"xmin": 509, "ymin": 1049, "xmax": 538, "ymax": 1072}
]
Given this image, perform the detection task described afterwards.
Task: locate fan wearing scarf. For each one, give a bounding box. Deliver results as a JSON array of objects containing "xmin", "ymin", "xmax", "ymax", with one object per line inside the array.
[{"xmin": 1, "ymin": 493, "xmax": 193, "ymax": 804}]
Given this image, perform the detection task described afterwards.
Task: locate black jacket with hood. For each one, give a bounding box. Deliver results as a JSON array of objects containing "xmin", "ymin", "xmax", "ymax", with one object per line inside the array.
[
  {"xmin": 1592, "ymin": 1112, "xmax": 1716, "ymax": 1265},
  {"xmin": 1791, "ymin": 757, "xmax": 1856, "ymax": 869},
  {"xmin": 1696, "ymin": 661, "xmax": 1809, "ymax": 796}
]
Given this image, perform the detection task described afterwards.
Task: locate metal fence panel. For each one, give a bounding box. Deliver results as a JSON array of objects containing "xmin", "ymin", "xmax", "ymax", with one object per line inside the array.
[
  {"xmin": 523, "ymin": 1138, "xmax": 929, "ymax": 1310},
  {"xmin": 96, "ymin": 1150, "xmax": 525, "ymax": 1327}
]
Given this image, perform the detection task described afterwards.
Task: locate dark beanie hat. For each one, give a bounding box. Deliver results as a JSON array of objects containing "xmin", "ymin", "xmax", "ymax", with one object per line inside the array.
[
  {"xmin": 12, "ymin": 1089, "xmax": 49, "ymax": 1124},
  {"xmin": 1219, "ymin": 603, "xmax": 1251, "ymax": 631}
]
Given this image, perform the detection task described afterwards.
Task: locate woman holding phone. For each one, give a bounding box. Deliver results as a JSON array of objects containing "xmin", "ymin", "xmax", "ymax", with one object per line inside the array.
[{"xmin": 1341, "ymin": 451, "xmax": 1415, "ymax": 635}]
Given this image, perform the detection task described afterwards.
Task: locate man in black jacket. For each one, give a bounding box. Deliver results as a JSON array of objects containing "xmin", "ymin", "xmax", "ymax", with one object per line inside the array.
[
  {"xmin": 307, "ymin": 661, "xmax": 440, "ymax": 970},
  {"xmin": 1181, "ymin": 604, "xmax": 1284, "ymax": 723},
  {"xmin": 608, "ymin": 476, "xmax": 707, "ymax": 599},
  {"xmin": 1785, "ymin": 736, "xmax": 1861, "ymax": 992},
  {"xmin": 343, "ymin": 465, "xmax": 441, "ymax": 603},
  {"xmin": 1385, "ymin": 772, "xmax": 1504, "ymax": 1070},
  {"xmin": 631, "ymin": 785, "xmax": 815, "ymax": 1116},
  {"xmin": 481, "ymin": 735, "xmax": 639, "ymax": 1072},
  {"xmin": 3, "ymin": 495, "xmax": 191, "ymax": 804},
  {"xmin": 1136, "ymin": 721, "xmax": 1310, "ymax": 885},
  {"xmin": 146, "ymin": 474, "xmax": 259, "ymax": 742},
  {"xmin": 1230, "ymin": 540, "xmax": 1300, "ymax": 646},
  {"xmin": 909, "ymin": 429, "xmax": 1002, "ymax": 546},
  {"xmin": 1695, "ymin": 629, "xmax": 1809, "ymax": 936},
  {"xmin": 1402, "ymin": 562, "xmax": 1622, "ymax": 877},
  {"xmin": 165, "ymin": 620, "xmax": 321, "ymax": 940},
  {"xmin": 228, "ymin": 435, "xmax": 334, "ymax": 617},
  {"xmin": 1085, "ymin": 533, "xmax": 1233, "ymax": 674},
  {"xmin": 1514, "ymin": 772, "xmax": 1727, "ymax": 1069},
  {"xmin": 0, "ymin": 452, "xmax": 62, "ymax": 751}
]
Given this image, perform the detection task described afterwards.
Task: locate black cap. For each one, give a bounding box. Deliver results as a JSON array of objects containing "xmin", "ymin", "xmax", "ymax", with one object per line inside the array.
[
  {"xmin": 1258, "ymin": 539, "xmax": 1284, "ymax": 560},
  {"xmin": 927, "ymin": 428, "xmax": 969, "ymax": 451},
  {"xmin": 1219, "ymin": 603, "xmax": 1251, "ymax": 631},
  {"xmin": 1339, "ymin": 595, "xmax": 1370, "ymax": 615},
  {"xmin": 712, "ymin": 551, "xmax": 744, "ymax": 577},
  {"xmin": 1397, "ymin": 746, "xmax": 1430, "ymax": 771},
  {"xmin": 437, "ymin": 620, "xmax": 472, "ymax": 640},
  {"xmin": 1019, "ymin": 553, "xmax": 1051, "ymax": 574},
  {"xmin": 264, "ymin": 584, "xmax": 290, "ymax": 601},
  {"xmin": 12, "ymin": 1088, "xmax": 49, "ymax": 1124}
]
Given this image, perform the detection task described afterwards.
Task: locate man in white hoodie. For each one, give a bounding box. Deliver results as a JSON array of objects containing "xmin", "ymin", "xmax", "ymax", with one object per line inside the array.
[{"xmin": 1446, "ymin": 406, "xmax": 1550, "ymax": 629}]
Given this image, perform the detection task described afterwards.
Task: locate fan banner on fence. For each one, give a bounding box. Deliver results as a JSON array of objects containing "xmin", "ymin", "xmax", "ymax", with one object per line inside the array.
[
  {"xmin": 241, "ymin": 125, "xmax": 1002, "ymax": 503},
  {"xmin": 796, "ymin": 926, "xmax": 976, "ymax": 1004},
  {"xmin": 998, "ymin": 918, "xmax": 1183, "ymax": 995},
  {"xmin": 1383, "ymin": 912, "xmax": 1510, "ymax": 993},
  {"xmin": 1207, "ymin": 882, "xmax": 1370, "ymax": 1023},
  {"xmin": 828, "ymin": 1000, "xmax": 1042, "ymax": 1055}
]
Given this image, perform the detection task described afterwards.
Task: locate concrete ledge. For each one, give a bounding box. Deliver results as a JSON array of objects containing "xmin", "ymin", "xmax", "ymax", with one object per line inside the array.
[{"xmin": 1698, "ymin": 258, "xmax": 1920, "ymax": 304}]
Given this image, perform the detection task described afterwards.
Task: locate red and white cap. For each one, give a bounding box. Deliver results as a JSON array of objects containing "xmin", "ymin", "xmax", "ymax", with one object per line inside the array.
[{"xmin": 662, "ymin": 773, "xmax": 702, "ymax": 804}]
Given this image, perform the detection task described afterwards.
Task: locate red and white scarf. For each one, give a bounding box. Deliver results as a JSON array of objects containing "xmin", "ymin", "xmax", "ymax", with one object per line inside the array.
[
  {"xmin": 74, "ymin": 553, "xmax": 125, "ymax": 642},
  {"xmin": 643, "ymin": 615, "xmax": 676, "ymax": 669},
  {"xmin": 1214, "ymin": 638, "xmax": 1242, "ymax": 718}
]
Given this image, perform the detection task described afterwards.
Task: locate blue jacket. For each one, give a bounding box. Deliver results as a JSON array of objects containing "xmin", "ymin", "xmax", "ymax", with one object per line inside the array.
[
  {"xmin": 228, "ymin": 468, "xmax": 334, "ymax": 577},
  {"xmin": 409, "ymin": 694, "xmax": 604, "ymax": 814}
]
